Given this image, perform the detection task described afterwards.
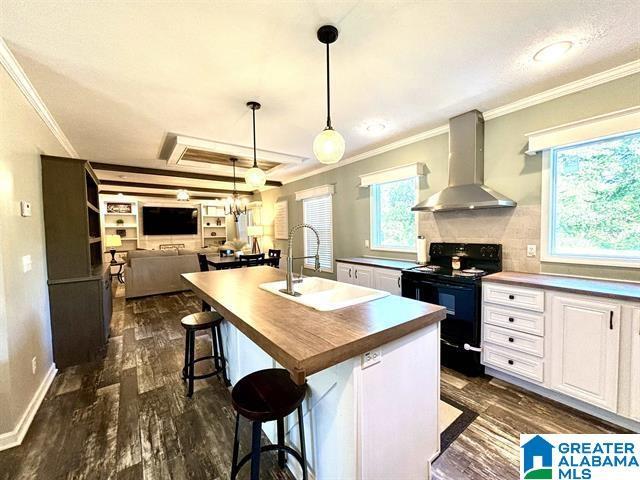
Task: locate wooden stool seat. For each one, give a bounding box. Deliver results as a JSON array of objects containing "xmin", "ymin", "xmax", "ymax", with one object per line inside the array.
[
  {"xmin": 230, "ymin": 369, "xmax": 308, "ymax": 480},
  {"xmin": 232, "ymin": 368, "xmax": 306, "ymax": 422},
  {"xmin": 180, "ymin": 311, "xmax": 222, "ymax": 330}
]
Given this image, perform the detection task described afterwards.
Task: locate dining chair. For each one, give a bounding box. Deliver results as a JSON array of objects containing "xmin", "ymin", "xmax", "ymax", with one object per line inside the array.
[
  {"xmin": 267, "ymin": 249, "xmax": 281, "ymax": 268},
  {"xmin": 196, "ymin": 254, "xmax": 213, "ymax": 311},
  {"xmin": 240, "ymin": 253, "xmax": 265, "ymax": 267}
]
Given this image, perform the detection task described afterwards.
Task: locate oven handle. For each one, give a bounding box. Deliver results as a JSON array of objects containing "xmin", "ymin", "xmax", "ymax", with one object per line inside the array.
[
  {"xmin": 463, "ymin": 343, "xmax": 482, "ymax": 353},
  {"xmin": 415, "ymin": 281, "xmax": 473, "ymax": 291}
]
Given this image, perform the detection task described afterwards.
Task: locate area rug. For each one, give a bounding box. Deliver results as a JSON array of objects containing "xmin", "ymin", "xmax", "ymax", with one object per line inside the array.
[{"xmin": 438, "ymin": 396, "xmax": 479, "ymax": 456}]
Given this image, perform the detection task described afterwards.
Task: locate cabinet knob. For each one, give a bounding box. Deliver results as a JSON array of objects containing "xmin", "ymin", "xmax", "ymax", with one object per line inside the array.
[
  {"xmin": 508, "ymin": 317, "xmax": 514, "ymax": 322},
  {"xmin": 508, "ymin": 294, "xmax": 515, "ymax": 300},
  {"xmin": 508, "ymin": 337, "xmax": 514, "ymax": 343},
  {"xmin": 508, "ymin": 359, "xmax": 514, "ymax": 365},
  {"xmin": 355, "ymin": 270, "xmax": 358, "ymax": 279},
  {"xmin": 348, "ymin": 268, "xmax": 351, "ymax": 278}
]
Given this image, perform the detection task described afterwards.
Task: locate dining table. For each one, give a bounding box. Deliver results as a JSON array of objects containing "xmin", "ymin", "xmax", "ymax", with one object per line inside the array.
[{"xmin": 206, "ymin": 254, "xmax": 280, "ymax": 270}]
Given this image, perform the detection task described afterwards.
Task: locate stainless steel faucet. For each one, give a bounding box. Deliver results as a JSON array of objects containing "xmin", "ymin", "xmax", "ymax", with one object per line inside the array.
[{"xmin": 280, "ymin": 223, "xmax": 321, "ymax": 296}]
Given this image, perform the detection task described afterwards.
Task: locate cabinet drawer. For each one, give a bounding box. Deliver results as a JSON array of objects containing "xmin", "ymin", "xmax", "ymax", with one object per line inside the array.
[
  {"xmin": 483, "ymin": 324, "xmax": 543, "ymax": 357},
  {"xmin": 482, "ymin": 343, "xmax": 544, "ymax": 383},
  {"xmin": 483, "ymin": 282, "xmax": 545, "ymax": 312},
  {"xmin": 483, "ymin": 304, "xmax": 544, "ymax": 336}
]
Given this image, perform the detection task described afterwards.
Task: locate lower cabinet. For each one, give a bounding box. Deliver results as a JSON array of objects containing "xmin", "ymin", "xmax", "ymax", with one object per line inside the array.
[
  {"xmin": 549, "ymin": 296, "xmax": 620, "ymax": 412},
  {"xmin": 336, "ymin": 261, "xmax": 402, "ymax": 295},
  {"xmin": 631, "ymin": 308, "xmax": 640, "ymax": 421}
]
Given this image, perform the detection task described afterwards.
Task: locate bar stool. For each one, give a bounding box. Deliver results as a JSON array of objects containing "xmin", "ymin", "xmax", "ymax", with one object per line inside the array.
[
  {"xmin": 181, "ymin": 311, "xmax": 230, "ymax": 397},
  {"xmin": 230, "ymin": 368, "xmax": 308, "ymax": 480}
]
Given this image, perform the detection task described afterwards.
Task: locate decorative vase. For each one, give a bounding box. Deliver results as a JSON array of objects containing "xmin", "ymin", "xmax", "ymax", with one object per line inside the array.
[
  {"xmin": 216, "ymin": 218, "xmax": 222, "ymax": 226},
  {"xmin": 210, "ymin": 232, "xmax": 216, "ymax": 237}
]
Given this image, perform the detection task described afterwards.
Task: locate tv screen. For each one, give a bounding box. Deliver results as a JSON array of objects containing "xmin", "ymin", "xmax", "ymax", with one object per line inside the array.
[{"xmin": 142, "ymin": 206, "xmax": 198, "ymax": 235}]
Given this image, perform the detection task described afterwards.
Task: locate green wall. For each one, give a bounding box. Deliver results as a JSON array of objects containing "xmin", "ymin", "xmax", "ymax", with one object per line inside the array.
[{"xmin": 259, "ymin": 73, "xmax": 640, "ymax": 281}]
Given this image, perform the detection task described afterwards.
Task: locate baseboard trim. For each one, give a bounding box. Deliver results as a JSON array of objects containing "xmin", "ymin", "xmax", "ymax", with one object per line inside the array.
[
  {"xmin": 0, "ymin": 363, "xmax": 57, "ymax": 451},
  {"xmin": 486, "ymin": 367, "xmax": 640, "ymax": 433}
]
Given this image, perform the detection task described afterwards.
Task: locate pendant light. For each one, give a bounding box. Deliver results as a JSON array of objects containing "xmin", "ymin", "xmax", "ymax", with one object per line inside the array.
[
  {"xmin": 225, "ymin": 157, "xmax": 247, "ymax": 222},
  {"xmin": 313, "ymin": 25, "xmax": 345, "ymax": 165},
  {"xmin": 244, "ymin": 101, "xmax": 267, "ymax": 188}
]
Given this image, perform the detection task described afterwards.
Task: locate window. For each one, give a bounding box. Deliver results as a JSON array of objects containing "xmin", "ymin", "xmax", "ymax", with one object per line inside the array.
[
  {"xmin": 543, "ymin": 131, "xmax": 640, "ymax": 266},
  {"xmin": 302, "ymin": 194, "xmax": 333, "ymax": 272},
  {"xmin": 370, "ymin": 177, "xmax": 418, "ymax": 251}
]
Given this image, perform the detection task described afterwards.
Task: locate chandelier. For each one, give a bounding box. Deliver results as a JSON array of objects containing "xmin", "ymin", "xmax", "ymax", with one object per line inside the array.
[{"xmin": 225, "ymin": 157, "xmax": 247, "ymax": 222}]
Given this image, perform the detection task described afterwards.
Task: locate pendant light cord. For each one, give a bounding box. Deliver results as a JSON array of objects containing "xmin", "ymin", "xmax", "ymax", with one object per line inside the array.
[
  {"xmin": 326, "ymin": 42, "xmax": 332, "ymax": 129},
  {"xmin": 252, "ymin": 107, "xmax": 258, "ymax": 168}
]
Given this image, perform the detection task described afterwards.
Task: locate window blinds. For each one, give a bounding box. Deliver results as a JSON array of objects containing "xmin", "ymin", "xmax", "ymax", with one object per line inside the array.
[{"xmin": 302, "ymin": 194, "xmax": 333, "ymax": 272}]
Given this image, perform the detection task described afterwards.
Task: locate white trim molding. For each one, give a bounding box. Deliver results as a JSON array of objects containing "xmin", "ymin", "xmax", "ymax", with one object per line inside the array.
[
  {"xmin": 526, "ymin": 106, "xmax": 640, "ymax": 154},
  {"xmin": 359, "ymin": 162, "xmax": 424, "ymax": 187},
  {"xmin": 282, "ymin": 59, "xmax": 640, "ymax": 186},
  {"xmin": 0, "ymin": 38, "xmax": 78, "ymax": 158},
  {"xmin": 0, "ymin": 363, "xmax": 57, "ymax": 451},
  {"xmin": 295, "ymin": 184, "xmax": 335, "ymax": 201}
]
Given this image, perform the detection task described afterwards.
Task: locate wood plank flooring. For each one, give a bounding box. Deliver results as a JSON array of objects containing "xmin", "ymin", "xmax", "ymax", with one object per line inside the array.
[{"xmin": 0, "ymin": 284, "xmax": 626, "ymax": 479}]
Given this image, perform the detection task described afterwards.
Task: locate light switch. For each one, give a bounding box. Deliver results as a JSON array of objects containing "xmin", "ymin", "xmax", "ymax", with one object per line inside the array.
[
  {"xmin": 20, "ymin": 201, "xmax": 32, "ymax": 217},
  {"xmin": 527, "ymin": 245, "xmax": 537, "ymax": 257},
  {"xmin": 22, "ymin": 255, "xmax": 32, "ymax": 272}
]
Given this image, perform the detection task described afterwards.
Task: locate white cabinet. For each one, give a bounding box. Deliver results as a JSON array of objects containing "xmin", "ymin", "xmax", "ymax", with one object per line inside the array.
[
  {"xmin": 353, "ymin": 265, "xmax": 374, "ymax": 288},
  {"xmin": 335, "ymin": 261, "xmax": 403, "ymax": 295},
  {"xmin": 549, "ymin": 296, "xmax": 621, "ymax": 412},
  {"xmin": 336, "ymin": 263, "xmax": 354, "ymax": 283},
  {"xmin": 630, "ymin": 308, "xmax": 640, "ymax": 421},
  {"xmin": 373, "ymin": 269, "xmax": 402, "ymax": 296}
]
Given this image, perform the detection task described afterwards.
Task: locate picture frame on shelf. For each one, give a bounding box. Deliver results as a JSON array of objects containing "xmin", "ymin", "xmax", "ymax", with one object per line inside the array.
[
  {"xmin": 116, "ymin": 229, "xmax": 127, "ymax": 237},
  {"xmin": 106, "ymin": 202, "xmax": 132, "ymax": 214}
]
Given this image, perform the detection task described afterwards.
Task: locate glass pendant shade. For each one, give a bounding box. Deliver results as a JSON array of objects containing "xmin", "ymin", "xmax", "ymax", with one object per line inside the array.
[
  {"xmin": 313, "ymin": 127, "xmax": 345, "ymax": 164},
  {"xmin": 244, "ymin": 166, "xmax": 266, "ymax": 188}
]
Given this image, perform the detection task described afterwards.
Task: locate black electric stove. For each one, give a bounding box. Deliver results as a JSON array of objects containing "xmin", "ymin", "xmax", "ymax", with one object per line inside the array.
[{"xmin": 401, "ymin": 242, "xmax": 502, "ymax": 376}]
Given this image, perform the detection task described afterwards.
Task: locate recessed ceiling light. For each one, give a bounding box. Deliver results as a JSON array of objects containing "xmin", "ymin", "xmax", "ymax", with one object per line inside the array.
[
  {"xmin": 533, "ymin": 41, "xmax": 573, "ymax": 62},
  {"xmin": 366, "ymin": 123, "xmax": 387, "ymax": 134},
  {"xmin": 117, "ymin": 192, "xmax": 124, "ymax": 197}
]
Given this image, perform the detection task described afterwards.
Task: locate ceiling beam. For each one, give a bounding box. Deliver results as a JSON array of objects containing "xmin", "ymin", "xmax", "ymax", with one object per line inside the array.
[
  {"xmin": 99, "ymin": 190, "xmax": 234, "ymax": 200},
  {"xmin": 91, "ymin": 162, "xmax": 283, "ymax": 187},
  {"xmin": 99, "ymin": 180, "xmax": 253, "ymax": 195}
]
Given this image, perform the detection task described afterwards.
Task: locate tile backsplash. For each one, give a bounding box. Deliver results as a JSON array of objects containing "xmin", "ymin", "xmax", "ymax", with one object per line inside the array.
[{"xmin": 418, "ymin": 205, "xmax": 541, "ymax": 273}]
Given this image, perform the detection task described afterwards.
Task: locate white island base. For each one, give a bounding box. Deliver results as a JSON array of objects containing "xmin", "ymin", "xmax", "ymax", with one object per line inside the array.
[{"xmin": 220, "ymin": 320, "xmax": 441, "ymax": 480}]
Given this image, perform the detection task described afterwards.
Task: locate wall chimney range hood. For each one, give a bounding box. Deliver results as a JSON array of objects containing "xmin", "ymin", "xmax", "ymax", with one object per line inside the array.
[{"xmin": 412, "ymin": 110, "xmax": 516, "ymax": 212}]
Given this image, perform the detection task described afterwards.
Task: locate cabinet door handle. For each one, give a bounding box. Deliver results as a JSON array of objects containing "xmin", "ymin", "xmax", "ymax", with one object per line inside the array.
[
  {"xmin": 610, "ymin": 311, "xmax": 614, "ymax": 330},
  {"xmin": 397, "ymin": 277, "xmax": 401, "ymax": 288},
  {"xmin": 508, "ymin": 337, "xmax": 514, "ymax": 343},
  {"xmin": 348, "ymin": 268, "xmax": 351, "ymax": 278},
  {"xmin": 508, "ymin": 294, "xmax": 515, "ymax": 300},
  {"xmin": 508, "ymin": 359, "xmax": 514, "ymax": 365},
  {"xmin": 355, "ymin": 270, "xmax": 358, "ymax": 279}
]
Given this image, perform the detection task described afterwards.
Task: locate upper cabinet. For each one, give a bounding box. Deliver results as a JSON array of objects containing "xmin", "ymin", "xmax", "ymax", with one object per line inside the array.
[{"xmin": 549, "ymin": 296, "xmax": 621, "ymax": 412}]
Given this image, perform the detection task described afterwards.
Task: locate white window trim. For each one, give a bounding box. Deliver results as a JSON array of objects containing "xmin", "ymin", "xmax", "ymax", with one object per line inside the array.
[
  {"xmin": 369, "ymin": 176, "xmax": 419, "ymax": 253},
  {"xmin": 359, "ymin": 162, "xmax": 424, "ymax": 187},
  {"xmin": 297, "ymin": 185, "xmax": 335, "ymax": 273},
  {"xmin": 540, "ymin": 149, "xmax": 640, "ymax": 268}
]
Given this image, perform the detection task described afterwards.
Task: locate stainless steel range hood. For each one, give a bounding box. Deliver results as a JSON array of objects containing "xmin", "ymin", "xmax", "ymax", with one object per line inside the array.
[{"xmin": 412, "ymin": 110, "xmax": 516, "ymax": 212}]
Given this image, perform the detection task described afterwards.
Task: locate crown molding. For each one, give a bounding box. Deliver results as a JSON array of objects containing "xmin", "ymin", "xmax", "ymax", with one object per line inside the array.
[
  {"xmin": 281, "ymin": 59, "xmax": 640, "ymax": 185},
  {"xmin": 0, "ymin": 38, "xmax": 78, "ymax": 158}
]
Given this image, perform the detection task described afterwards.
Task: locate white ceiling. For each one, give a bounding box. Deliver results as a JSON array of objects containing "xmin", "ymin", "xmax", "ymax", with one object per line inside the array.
[{"xmin": 1, "ymin": 0, "xmax": 639, "ymax": 184}]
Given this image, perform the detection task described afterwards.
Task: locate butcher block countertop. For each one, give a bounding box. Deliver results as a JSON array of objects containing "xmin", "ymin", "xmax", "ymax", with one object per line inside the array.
[
  {"xmin": 484, "ymin": 271, "xmax": 640, "ymax": 302},
  {"xmin": 336, "ymin": 257, "xmax": 420, "ymax": 271},
  {"xmin": 182, "ymin": 266, "xmax": 445, "ymax": 384}
]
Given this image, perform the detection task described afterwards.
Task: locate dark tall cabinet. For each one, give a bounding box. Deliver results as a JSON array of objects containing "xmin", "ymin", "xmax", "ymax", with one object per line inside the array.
[{"xmin": 41, "ymin": 155, "xmax": 112, "ymax": 369}]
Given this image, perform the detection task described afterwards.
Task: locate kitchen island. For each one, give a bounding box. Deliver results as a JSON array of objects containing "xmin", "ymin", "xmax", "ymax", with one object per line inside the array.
[{"xmin": 182, "ymin": 266, "xmax": 446, "ymax": 480}]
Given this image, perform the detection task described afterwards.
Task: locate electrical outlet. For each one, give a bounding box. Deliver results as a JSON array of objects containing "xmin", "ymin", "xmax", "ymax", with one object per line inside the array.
[
  {"xmin": 20, "ymin": 200, "xmax": 32, "ymax": 217},
  {"xmin": 364, "ymin": 239, "xmax": 370, "ymax": 248},
  {"xmin": 22, "ymin": 255, "xmax": 32, "ymax": 272},
  {"xmin": 527, "ymin": 245, "xmax": 537, "ymax": 257},
  {"xmin": 31, "ymin": 356, "xmax": 37, "ymax": 375},
  {"xmin": 362, "ymin": 349, "xmax": 382, "ymax": 369}
]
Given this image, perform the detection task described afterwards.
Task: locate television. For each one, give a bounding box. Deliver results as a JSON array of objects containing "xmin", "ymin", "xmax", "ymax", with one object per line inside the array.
[{"xmin": 142, "ymin": 206, "xmax": 198, "ymax": 235}]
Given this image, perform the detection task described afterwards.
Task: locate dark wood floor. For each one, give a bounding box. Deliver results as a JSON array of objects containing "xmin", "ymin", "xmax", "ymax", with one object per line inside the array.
[{"xmin": 0, "ymin": 285, "xmax": 625, "ymax": 480}]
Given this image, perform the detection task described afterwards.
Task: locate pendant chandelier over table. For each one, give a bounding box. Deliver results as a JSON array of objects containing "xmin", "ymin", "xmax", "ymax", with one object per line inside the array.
[{"xmin": 225, "ymin": 157, "xmax": 247, "ymax": 222}]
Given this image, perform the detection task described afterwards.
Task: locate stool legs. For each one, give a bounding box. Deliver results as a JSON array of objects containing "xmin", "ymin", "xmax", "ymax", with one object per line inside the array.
[
  {"xmin": 250, "ymin": 421, "xmax": 262, "ymax": 480},
  {"xmin": 277, "ymin": 418, "xmax": 286, "ymax": 468},
  {"xmin": 297, "ymin": 406, "xmax": 308, "ymax": 480},
  {"xmin": 187, "ymin": 330, "xmax": 196, "ymax": 397},
  {"xmin": 216, "ymin": 323, "xmax": 231, "ymax": 386},
  {"xmin": 231, "ymin": 414, "xmax": 240, "ymax": 479},
  {"xmin": 182, "ymin": 328, "xmax": 191, "ymax": 381},
  {"xmin": 211, "ymin": 326, "xmax": 220, "ymax": 370}
]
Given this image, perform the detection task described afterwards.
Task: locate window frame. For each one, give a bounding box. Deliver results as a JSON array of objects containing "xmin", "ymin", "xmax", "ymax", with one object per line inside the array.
[
  {"xmin": 302, "ymin": 193, "xmax": 334, "ymax": 273},
  {"xmin": 540, "ymin": 132, "xmax": 640, "ymax": 268},
  {"xmin": 369, "ymin": 176, "xmax": 419, "ymax": 253}
]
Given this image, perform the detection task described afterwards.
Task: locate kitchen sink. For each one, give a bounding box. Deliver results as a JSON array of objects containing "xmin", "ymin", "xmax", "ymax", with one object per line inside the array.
[{"xmin": 259, "ymin": 277, "xmax": 390, "ymax": 311}]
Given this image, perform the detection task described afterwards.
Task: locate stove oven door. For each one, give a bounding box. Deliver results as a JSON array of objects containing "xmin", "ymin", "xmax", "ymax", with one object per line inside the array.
[{"xmin": 402, "ymin": 276, "xmax": 483, "ymax": 375}]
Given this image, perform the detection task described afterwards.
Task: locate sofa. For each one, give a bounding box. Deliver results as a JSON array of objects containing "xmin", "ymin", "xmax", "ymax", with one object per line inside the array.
[{"xmin": 124, "ymin": 248, "xmax": 202, "ymax": 298}]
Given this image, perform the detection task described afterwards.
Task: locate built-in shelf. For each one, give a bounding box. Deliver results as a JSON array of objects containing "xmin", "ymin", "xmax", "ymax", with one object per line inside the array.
[
  {"xmin": 105, "ymin": 224, "xmax": 137, "ymax": 228},
  {"xmin": 104, "ymin": 212, "xmax": 136, "ymax": 216},
  {"xmin": 202, "ymin": 215, "xmax": 226, "ymax": 218}
]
